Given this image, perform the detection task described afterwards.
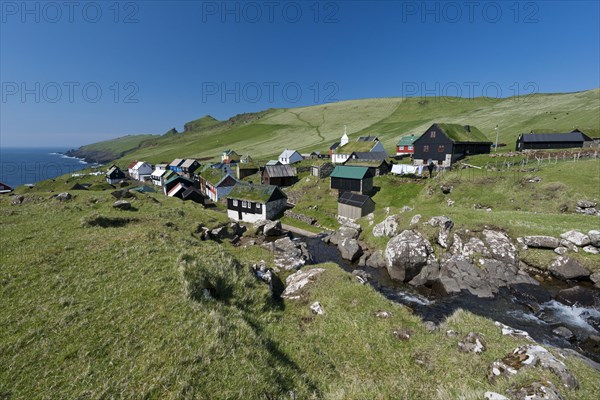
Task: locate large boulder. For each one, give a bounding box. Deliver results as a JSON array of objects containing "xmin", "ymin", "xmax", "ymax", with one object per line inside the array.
[
  {"xmin": 428, "ymin": 216, "xmax": 454, "ymax": 248},
  {"xmin": 577, "ymin": 200, "xmax": 597, "ymax": 208},
  {"xmin": 372, "ymin": 215, "xmax": 399, "ymax": 238},
  {"xmin": 56, "ymin": 192, "xmax": 72, "ymax": 202},
  {"xmin": 366, "ymin": 250, "xmax": 386, "ymax": 269},
  {"xmin": 385, "ymin": 230, "xmax": 434, "ymax": 282},
  {"xmin": 112, "ymin": 200, "xmax": 131, "ymax": 210},
  {"xmin": 482, "ymin": 229, "xmax": 517, "ymax": 265},
  {"xmin": 507, "ymin": 381, "xmax": 565, "ymax": 400},
  {"xmin": 588, "ymin": 230, "xmax": 600, "ymax": 247},
  {"xmin": 590, "ymin": 271, "xmax": 600, "ymax": 289},
  {"xmin": 263, "ymin": 237, "xmax": 310, "ymax": 271},
  {"xmin": 523, "ymin": 235, "xmax": 560, "ymax": 249},
  {"xmin": 338, "ymin": 238, "xmax": 362, "ymax": 261},
  {"xmin": 281, "ymin": 268, "xmax": 325, "ymax": 300},
  {"xmin": 548, "ymin": 256, "xmax": 590, "ymax": 280},
  {"xmin": 263, "ymin": 220, "xmax": 284, "ymax": 237},
  {"xmin": 329, "ymin": 225, "xmax": 360, "ymax": 246},
  {"xmin": 555, "ymin": 286, "xmax": 596, "ymax": 307},
  {"xmin": 560, "ymin": 230, "xmax": 591, "ymax": 247}
]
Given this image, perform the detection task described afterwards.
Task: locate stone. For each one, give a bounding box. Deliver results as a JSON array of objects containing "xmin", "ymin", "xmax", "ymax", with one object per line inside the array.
[
  {"xmin": 507, "ymin": 381, "xmax": 565, "ymax": 400},
  {"xmin": 375, "ymin": 311, "xmax": 392, "ymax": 318},
  {"xmin": 210, "ymin": 226, "xmax": 229, "ymax": 239},
  {"xmin": 392, "ymin": 328, "xmax": 411, "ymax": 341},
  {"xmin": 527, "ymin": 176, "xmax": 542, "ymax": 183},
  {"xmin": 281, "ymin": 268, "xmax": 325, "ymax": 300},
  {"xmin": 338, "ymin": 238, "xmax": 362, "ymax": 262},
  {"xmin": 422, "ymin": 321, "xmax": 437, "ymax": 332},
  {"xmin": 484, "ymin": 392, "xmax": 509, "ymax": 400},
  {"xmin": 552, "ymin": 327, "xmax": 575, "ymax": 341},
  {"xmin": 577, "ymin": 200, "xmax": 597, "ymax": 208},
  {"xmin": 583, "ymin": 245, "xmax": 600, "ymax": 254},
  {"xmin": 56, "ymin": 192, "xmax": 72, "ymax": 201},
  {"xmin": 410, "ymin": 214, "xmax": 421, "ymax": 225},
  {"xmin": 588, "ymin": 230, "xmax": 600, "ymax": 247},
  {"xmin": 581, "ymin": 335, "xmax": 600, "ymax": 356},
  {"xmin": 559, "ymin": 239, "xmax": 578, "ymax": 253},
  {"xmin": 488, "ymin": 344, "xmax": 578, "ymax": 390},
  {"xmin": 440, "ymin": 184, "xmax": 453, "ymax": 194},
  {"xmin": 590, "ymin": 271, "xmax": 600, "ymax": 289},
  {"xmin": 112, "ymin": 200, "xmax": 131, "ymax": 210},
  {"xmin": 365, "ymin": 250, "xmax": 386, "ymax": 269},
  {"xmin": 385, "ymin": 230, "xmax": 434, "ymax": 282},
  {"xmin": 264, "ymin": 237, "xmax": 310, "ymax": 271},
  {"xmin": 560, "ymin": 230, "xmax": 591, "ymax": 247},
  {"xmin": 253, "ymin": 220, "xmax": 269, "ymax": 235},
  {"xmin": 11, "ymin": 195, "xmax": 24, "ymax": 205},
  {"xmin": 111, "ymin": 189, "xmax": 135, "ymax": 199},
  {"xmin": 329, "ymin": 225, "xmax": 360, "ymax": 246},
  {"xmin": 516, "ymin": 237, "xmax": 528, "ymax": 251},
  {"xmin": 482, "ymin": 229, "xmax": 517, "ymax": 265},
  {"xmin": 230, "ymin": 222, "xmax": 246, "ymax": 237},
  {"xmin": 523, "ymin": 235, "xmax": 560, "ymax": 249},
  {"xmin": 555, "ymin": 286, "xmax": 596, "ymax": 307},
  {"xmin": 400, "ymin": 205, "xmax": 413, "ymax": 213},
  {"xmin": 310, "ymin": 301, "xmax": 325, "ymax": 315},
  {"xmin": 352, "ymin": 269, "xmax": 371, "ymax": 284},
  {"xmin": 263, "ymin": 220, "xmax": 284, "ymax": 237},
  {"xmin": 494, "ymin": 321, "xmax": 533, "ymax": 341},
  {"xmin": 446, "ymin": 198, "xmax": 455, "ymax": 207},
  {"xmin": 548, "ymin": 256, "xmax": 590, "ymax": 280},
  {"xmin": 372, "ymin": 215, "xmax": 399, "ymax": 237},
  {"xmin": 458, "ymin": 332, "xmax": 487, "ymax": 354},
  {"xmin": 554, "ymin": 246, "xmax": 568, "ymax": 255}
]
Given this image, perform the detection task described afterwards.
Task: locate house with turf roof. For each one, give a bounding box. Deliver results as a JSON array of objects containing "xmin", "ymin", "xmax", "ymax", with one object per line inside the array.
[
  {"xmin": 198, "ymin": 168, "xmax": 238, "ymax": 202},
  {"xmin": 332, "ymin": 135, "xmax": 387, "ymax": 164},
  {"xmin": 330, "ymin": 165, "xmax": 374, "ymax": 195},
  {"xmin": 236, "ymin": 160, "xmax": 260, "ymax": 180},
  {"xmin": 396, "ymin": 134, "xmax": 418, "ymax": 156},
  {"xmin": 222, "ymin": 149, "xmax": 240, "ymax": 164},
  {"xmin": 261, "ymin": 164, "xmax": 297, "ymax": 187},
  {"xmin": 311, "ymin": 160, "xmax": 334, "ymax": 179},
  {"xmin": 226, "ymin": 183, "xmax": 288, "ymax": 223},
  {"xmin": 413, "ymin": 123, "xmax": 492, "ymax": 168}
]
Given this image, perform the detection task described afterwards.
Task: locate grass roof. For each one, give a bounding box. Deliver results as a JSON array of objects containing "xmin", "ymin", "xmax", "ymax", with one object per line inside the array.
[
  {"xmin": 335, "ymin": 141, "xmax": 378, "ymax": 153},
  {"xmin": 435, "ymin": 123, "xmax": 489, "ymax": 142},
  {"xmin": 201, "ymin": 168, "xmax": 231, "ymax": 185},
  {"xmin": 228, "ymin": 183, "xmax": 283, "ymax": 203}
]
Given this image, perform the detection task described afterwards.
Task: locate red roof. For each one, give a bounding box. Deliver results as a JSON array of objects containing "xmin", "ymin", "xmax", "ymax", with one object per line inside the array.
[{"xmin": 127, "ymin": 160, "xmax": 138, "ymax": 169}]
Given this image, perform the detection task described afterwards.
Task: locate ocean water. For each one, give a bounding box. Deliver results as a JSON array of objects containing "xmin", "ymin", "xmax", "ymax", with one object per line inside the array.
[{"xmin": 0, "ymin": 148, "xmax": 95, "ymax": 188}]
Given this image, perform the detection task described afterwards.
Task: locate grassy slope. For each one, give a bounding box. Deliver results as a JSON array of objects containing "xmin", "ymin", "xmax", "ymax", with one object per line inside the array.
[
  {"xmin": 1, "ymin": 184, "xmax": 599, "ymax": 399},
  {"xmin": 75, "ymin": 134, "xmax": 158, "ymax": 157}
]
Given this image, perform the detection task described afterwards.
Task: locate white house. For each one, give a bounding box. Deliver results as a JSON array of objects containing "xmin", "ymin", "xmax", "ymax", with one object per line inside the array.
[
  {"xmin": 129, "ymin": 161, "xmax": 153, "ymax": 181},
  {"xmin": 226, "ymin": 183, "xmax": 288, "ymax": 223},
  {"xmin": 331, "ymin": 135, "xmax": 387, "ymax": 164},
  {"xmin": 278, "ymin": 149, "xmax": 303, "ymax": 165},
  {"xmin": 151, "ymin": 168, "xmax": 171, "ymax": 186}
]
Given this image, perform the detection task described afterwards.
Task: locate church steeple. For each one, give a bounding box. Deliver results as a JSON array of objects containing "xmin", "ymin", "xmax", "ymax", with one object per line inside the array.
[{"xmin": 341, "ymin": 125, "xmax": 349, "ymax": 146}]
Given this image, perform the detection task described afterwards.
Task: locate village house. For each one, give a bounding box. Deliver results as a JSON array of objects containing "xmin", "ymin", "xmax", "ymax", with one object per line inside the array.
[
  {"xmin": 311, "ymin": 160, "xmax": 334, "ymax": 179},
  {"xmin": 240, "ymin": 155, "xmax": 254, "ymax": 164},
  {"xmin": 129, "ymin": 161, "xmax": 153, "ymax": 181},
  {"xmin": 106, "ymin": 165, "xmax": 126, "ymax": 185},
  {"xmin": 169, "ymin": 159, "xmax": 185, "ymax": 173},
  {"xmin": 236, "ymin": 160, "xmax": 260, "ymax": 180},
  {"xmin": 261, "ymin": 164, "xmax": 297, "ymax": 187},
  {"xmin": 396, "ymin": 134, "xmax": 418, "ymax": 156},
  {"xmin": 515, "ymin": 129, "xmax": 594, "ymax": 151},
  {"xmin": 301, "ymin": 151, "xmax": 320, "ymax": 160},
  {"xmin": 338, "ymin": 191, "xmax": 375, "ymax": 220},
  {"xmin": 151, "ymin": 164, "xmax": 172, "ymax": 186},
  {"xmin": 0, "ymin": 182, "xmax": 14, "ymax": 194},
  {"xmin": 181, "ymin": 186, "xmax": 208, "ymax": 205},
  {"xmin": 180, "ymin": 159, "xmax": 202, "ymax": 179},
  {"xmin": 331, "ymin": 135, "xmax": 387, "ymax": 164},
  {"xmin": 278, "ymin": 149, "xmax": 303, "ymax": 165},
  {"xmin": 227, "ymin": 183, "xmax": 288, "ymax": 223},
  {"xmin": 221, "ymin": 149, "xmax": 240, "ymax": 164},
  {"xmin": 413, "ymin": 123, "xmax": 492, "ymax": 168},
  {"xmin": 266, "ymin": 160, "xmax": 281, "ymax": 166},
  {"xmin": 163, "ymin": 175, "xmax": 194, "ymax": 197},
  {"xmin": 330, "ymin": 165, "xmax": 374, "ymax": 195},
  {"xmin": 199, "ymin": 168, "xmax": 238, "ymax": 202}
]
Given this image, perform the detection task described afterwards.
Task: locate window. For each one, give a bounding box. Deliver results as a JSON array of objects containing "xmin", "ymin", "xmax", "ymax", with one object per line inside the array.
[
  {"xmin": 438, "ymin": 145, "xmax": 445, "ymax": 152},
  {"xmin": 398, "ymin": 146, "xmax": 404, "ymax": 151},
  {"xmin": 408, "ymin": 146, "xmax": 413, "ymax": 150},
  {"xmin": 256, "ymin": 204, "xmax": 262, "ymax": 212},
  {"xmin": 430, "ymin": 131, "xmax": 436, "ymax": 138},
  {"xmin": 242, "ymin": 201, "xmax": 247, "ymax": 208},
  {"xmin": 232, "ymin": 200, "xmax": 238, "ymax": 206},
  {"xmin": 423, "ymin": 145, "xmax": 430, "ymax": 152}
]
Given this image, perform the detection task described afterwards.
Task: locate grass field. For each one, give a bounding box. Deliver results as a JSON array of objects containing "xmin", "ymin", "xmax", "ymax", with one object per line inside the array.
[{"xmin": 2, "ymin": 184, "xmax": 600, "ymax": 399}]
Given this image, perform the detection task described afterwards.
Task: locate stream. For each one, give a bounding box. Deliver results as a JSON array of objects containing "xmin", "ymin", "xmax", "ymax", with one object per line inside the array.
[{"xmin": 300, "ymin": 235, "xmax": 600, "ymax": 363}]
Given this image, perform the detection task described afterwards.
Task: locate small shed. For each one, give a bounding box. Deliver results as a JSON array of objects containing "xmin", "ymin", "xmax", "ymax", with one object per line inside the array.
[
  {"xmin": 106, "ymin": 165, "xmax": 126, "ymax": 184},
  {"xmin": 311, "ymin": 161, "xmax": 334, "ymax": 178},
  {"xmin": 330, "ymin": 165, "xmax": 373, "ymax": 195},
  {"xmin": 515, "ymin": 130, "xmax": 593, "ymax": 151},
  {"xmin": 338, "ymin": 192, "xmax": 375, "ymax": 220},
  {"xmin": 262, "ymin": 164, "xmax": 297, "ymax": 187},
  {"xmin": 182, "ymin": 186, "xmax": 207, "ymax": 205}
]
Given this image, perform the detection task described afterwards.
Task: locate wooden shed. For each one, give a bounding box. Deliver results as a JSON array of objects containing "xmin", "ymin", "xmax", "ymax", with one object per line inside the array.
[
  {"xmin": 262, "ymin": 164, "xmax": 297, "ymax": 187},
  {"xmin": 330, "ymin": 165, "xmax": 373, "ymax": 195},
  {"xmin": 337, "ymin": 192, "xmax": 375, "ymax": 220}
]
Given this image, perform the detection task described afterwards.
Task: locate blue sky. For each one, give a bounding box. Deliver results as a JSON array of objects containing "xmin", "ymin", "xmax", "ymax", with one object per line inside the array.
[{"xmin": 1, "ymin": 0, "xmax": 599, "ymax": 147}]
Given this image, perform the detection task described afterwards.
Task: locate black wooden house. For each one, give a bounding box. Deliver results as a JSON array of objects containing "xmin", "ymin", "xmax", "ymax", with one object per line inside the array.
[
  {"xmin": 515, "ymin": 129, "xmax": 592, "ymax": 151},
  {"xmin": 330, "ymin": 166, "xmax": 373, "ymax": 195}
]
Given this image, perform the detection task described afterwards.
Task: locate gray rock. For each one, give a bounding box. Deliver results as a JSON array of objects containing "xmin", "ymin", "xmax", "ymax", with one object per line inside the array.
[
  {"xmin": 56, "ymin": 192, "xmax": 72, "ymax": 201},
  {"xmin": 263, "ymin": 237, "xmax": 310, "ymax": 271},
  {"xmin": 230, "ymin": 222, "xmax": 246, "ymax": 237},
  {"xmin": 310, "ymin": 301, "xmax": 325, "ymax": 315},
  {"xmin": 365, "ymin": 250, "xmax": 386, "ymax": 269},
  {"xmin": 281, "ymin": 268, "xmax": 325, "ymax": 299},
  {"xmin": 554, "ymin": 246, "xmax": 568, "ymax": 255},
  {"xmin": 523, "ymin": 235, "xmax": 560, "ymax": 249},
  {"xmin": 507, "ymin": 381, "xmax": 565, "ymax": 400},
  {"xmin": 556, "ymin": 286, "xmax": 595, "ymax": 307},
  {"xmin": 484, "ymin": 392, "xmax": 509, "ymax": 400},
  {"xmin": 11, "ymin": 195, "xmax": 24, "ymax": 205},
  {"xmin": 112, "ymin": 200, "xmax": 131, "ymax": 210},
  {"xmin": 583, "ymin": 245, "xmax": 600, "ymax": 254},
  {"xmin": 581, "ymin": 335, "xmax": 600, "ymax": 357},
  {"xmin": 210, "ymin": 226, "xmax": 229, "ymax": 239},
  {"xmin": 440, "ymin": 184, "xmax": 453, "ymax": 194},
  {"xmin": 577, "ymin": 200, "xmax": 597, "ymax": 208},
  {"xmin": 375, "ymin": 310, "xmax": 392, "ymax": 318},
  {"xmin": 372, "ymin": 215, "xmax": 399, "ymax": 238},
  {"xmin": 385, "ymin": 230, "xmax": 434, "ymax": 282},
  {"xmin": 458, "ymin": 332, "xmax": 487, "ymax": 354},
  {"xmin": 428, "ymin": 216, "xmax": 454, "ymax": 248},
  {"xmin": 488, "ymin": 344, "xmax": 578, "ymax": 390},
  {"xmin": 253, "ymin": 220, "xmax": 269, "ymax": 235},
  {"xmin": 559, "ymin": 239, "xmax": 579, "ymax": 253},
  {"xmin": 338, "ymin": 238, "xmax": 362, "ymax": 262},
  {"xmin": 482, "ymin": 229, "xmax": 517, "ymax": 265},
  {"xmin": 494, "ymin": 321, "xmax": 533, "ymax": 341},
  {"xmin": 560, "ymin": 230, "xmax": 591, "ymax": 247},
  {"xmin": 590, "ymin": 271, "xmax": 600, "ymax": 289},
  {"xmin": 410, "ymin": 214, "xmax": 421, "ymax": 225},
  {"xmin": 446, "ymin": 198, "xmax": 455, "ymax": 207},
  {"xmin": 552, "ymin": 326, "xmax": 575, "ymax": 341},
  {"xmin": 423, "ymin": 321, "xmax": 437, "ymax": 332},
  {"xmin": 400, "ymin": 205, "xmax": 413, "ymax": 213},
  {"xmin": 329, "ymin": 225, "xmax": 360, "ymax": 246},
  {"xmin": 263, "ymin": 220, "xmax": 284, "ymax": 237},
  {"xmin": 549, "ymin": 256, "xmax": 590, "ymax": 280},
  {"xmin": 588, "ymin": 230, "xmax": 600, "ymax": 247}
]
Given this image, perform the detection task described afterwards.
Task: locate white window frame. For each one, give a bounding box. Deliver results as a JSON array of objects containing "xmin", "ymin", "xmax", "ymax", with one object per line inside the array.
[
  {"xmin": 232, "ymin": 200, "xmax": 238, "ymax": 206},
  {"xmin": 242, "ymin": 201, "xmax": 247, "ymax": 208}
]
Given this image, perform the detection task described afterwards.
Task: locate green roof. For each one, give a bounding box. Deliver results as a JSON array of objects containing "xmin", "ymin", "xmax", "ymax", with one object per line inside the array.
[
  {"xmin": 335, "ymin": 141, "xmax": 377, "ymax": 153},
  {"xmin": 330, "ymin": 165, "xmax": 370, "ymax": 180},
  {"xmin": 397, "ymin": 135, "xmax": 418, "ymax": 146},
  {"xmin": 435, "ymin": 123, "xmax": 489, "ymax": 142},
  {"xmin": 165, "ymin": 175, "xmax": 194, "ymax": 186},
  {"xmin": 201, "ymin": 168, "xmax": 231, "ymax": 185},
  {"xmin": 228, "ymin": 183, "xmax": 285, "ymax": 203},
  {"xmin": 344, "ymin": 160, "xmax": 385, "ymax": 167}
]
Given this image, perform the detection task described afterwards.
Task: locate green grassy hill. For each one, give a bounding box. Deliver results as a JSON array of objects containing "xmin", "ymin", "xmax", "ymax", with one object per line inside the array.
[
  {"xmin": 65, "ymin": 134, "xmax": 158, "ymax": 163},
  {"xmin": 72, "ymin": 88, "xmax": 600, "ymax": 166}
]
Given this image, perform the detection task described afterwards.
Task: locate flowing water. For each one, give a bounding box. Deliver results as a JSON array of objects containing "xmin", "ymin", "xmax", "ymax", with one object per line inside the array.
[{"xmin": 302, "ymin": 235, "xmax": 600, "ymax": 363}]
